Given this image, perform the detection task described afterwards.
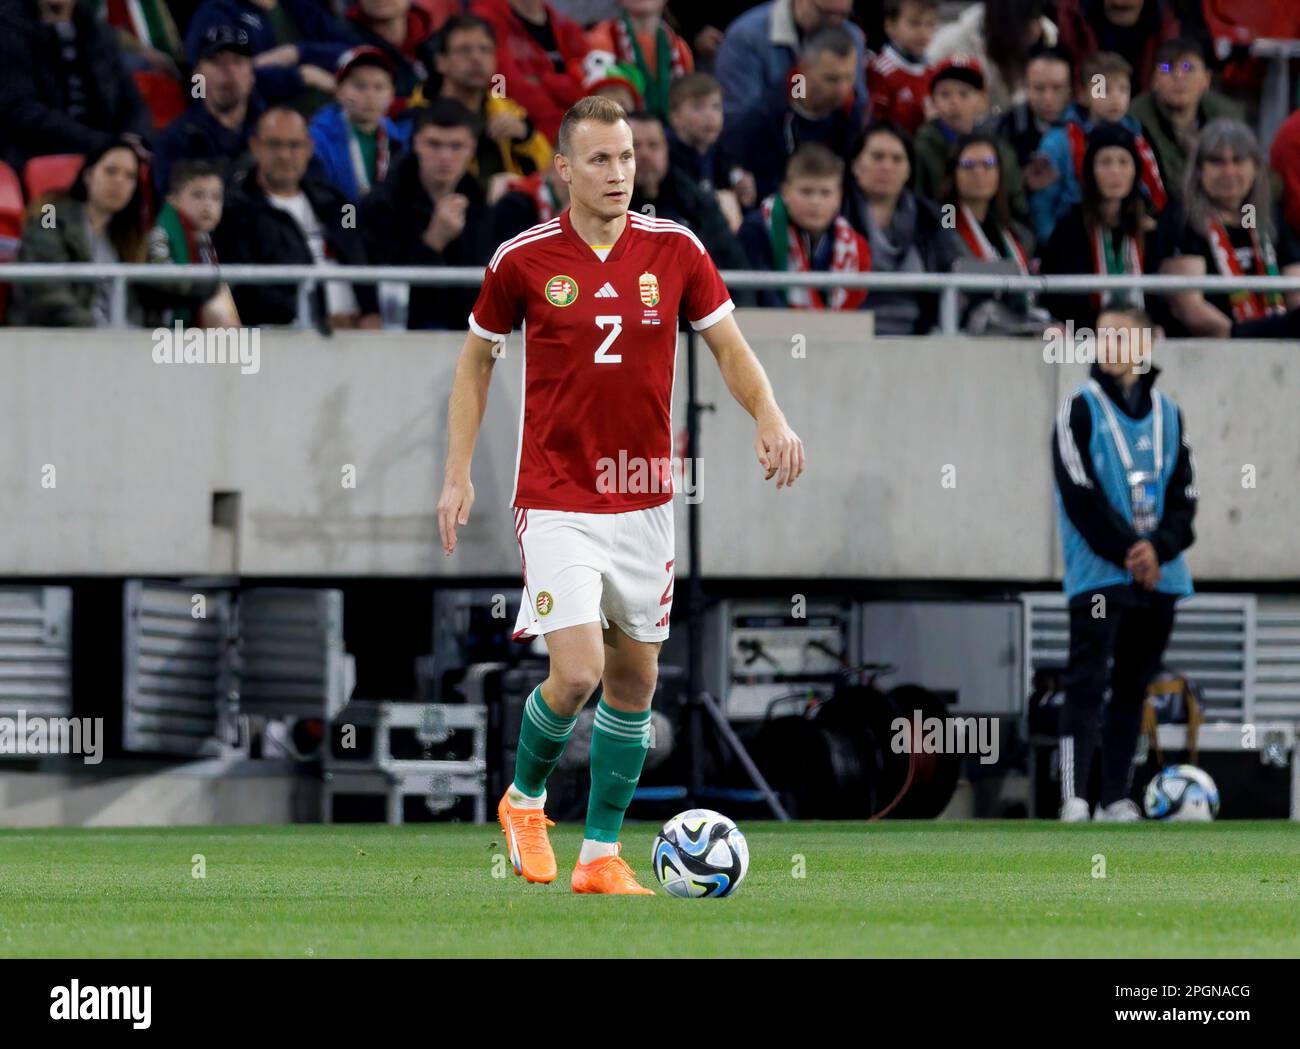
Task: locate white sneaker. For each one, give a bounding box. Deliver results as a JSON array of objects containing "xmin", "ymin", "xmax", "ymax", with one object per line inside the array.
[
  {"xmin": 1095, "ymin": 799, "xmax": 1143, "ymax": 822},
  {"xmin": 1060, "ymin": 797, "xmax": 1091, "ymax": 822}
]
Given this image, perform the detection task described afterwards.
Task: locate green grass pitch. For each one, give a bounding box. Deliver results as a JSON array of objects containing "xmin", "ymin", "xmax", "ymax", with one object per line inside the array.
[{"xmin": 1, "ymin": 822, "xmax": 1296, "ymax": 958}]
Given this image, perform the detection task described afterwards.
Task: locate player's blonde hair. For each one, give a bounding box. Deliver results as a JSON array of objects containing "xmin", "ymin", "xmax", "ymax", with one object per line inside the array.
[{"xmin": 557, "ymin": 96, "xmax": 630, "ymax": 157}]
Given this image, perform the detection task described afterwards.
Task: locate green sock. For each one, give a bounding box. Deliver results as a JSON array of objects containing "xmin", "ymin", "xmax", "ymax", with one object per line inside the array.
[
  {"xmin": 512, "ymin": 686, "xmax": 577, "ymax": 797},
  {"xmin": 585, "ymin": 698, "xmax": 652, "ymax": 843}
]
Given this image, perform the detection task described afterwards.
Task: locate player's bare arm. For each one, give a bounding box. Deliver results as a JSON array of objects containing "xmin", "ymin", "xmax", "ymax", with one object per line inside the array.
[
  {"xmin": 700, "ymin": 313, "xmax": 805, "ymax": 488},
  {"xmin": 438, "ymin": 331, "xmax": 498, "ymax": 555}
]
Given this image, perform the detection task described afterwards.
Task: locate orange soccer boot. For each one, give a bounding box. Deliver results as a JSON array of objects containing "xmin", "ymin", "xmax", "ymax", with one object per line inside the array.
[
  {"xmin": 498, "ymin": 790, "xmax": 557, "ymax": 884},
  {"xmin": 570, "ymin": 843, "xmax": 656, "ymax": 895}
]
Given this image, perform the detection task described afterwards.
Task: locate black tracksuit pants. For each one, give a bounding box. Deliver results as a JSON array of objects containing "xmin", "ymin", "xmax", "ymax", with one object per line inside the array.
[{"xmin": 1060, "ymin": 585, "xmax": 1177, "ymax": 808}]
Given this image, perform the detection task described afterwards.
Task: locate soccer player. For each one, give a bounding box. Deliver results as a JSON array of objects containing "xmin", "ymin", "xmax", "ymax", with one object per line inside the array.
[
  {"xmin": 1052, "ymin": 306, "xmax": 1197, "ymax": 822},
  {"xmin": 437, "ymin": 95, "xmax": 804, "ymax": 894}
]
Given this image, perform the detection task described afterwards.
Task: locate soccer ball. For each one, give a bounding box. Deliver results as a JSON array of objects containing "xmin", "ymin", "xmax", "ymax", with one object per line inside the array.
[
  {"xmin": 652, "ymin": 808, "xmax": 749, "ymax": 897},
  {"xmin": 1144, "ymin": 764, "xmax": 1220, "ymax": 821}
]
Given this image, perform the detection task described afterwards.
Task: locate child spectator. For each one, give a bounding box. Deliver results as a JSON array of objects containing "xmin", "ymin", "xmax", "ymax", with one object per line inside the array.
[
  {"xmin": 739, "ymin": 143, "xmax": 871, "ymax": 311},
  {"xmin": 1129, "ymin": 37, "xmax": 1243, "ymax": 204},
  {"xmin": 469, "ymin": 0, "xmax": 594, "ymax": 142},
  {"xmin": 914, "ymin": 57, "xmax": 1025, "ymax": 222},
  {"xmin": 309, "ymin": 46, "xmax": 411, "ymax": 204},
  {"xmin": 143, "ymin": 159, "xmax": 239, "ymax": 326},
  {"xmin": 724, "ymin": 26, "xmax": 865, "ymax": 201},
  {"xmin": 587, "ymin": 0, "xmax": 693, "ymax": 122},
  {"xmin": 866, "ymin": 0, "xmax": 938, "ymax": 136},
  {"xmin": 667, "ymin": 73, "xmax": 755, "ymax": 232},
  {"xmin": 1029, "ymin": 51, "xmax": 1166, "ymax": 246}
]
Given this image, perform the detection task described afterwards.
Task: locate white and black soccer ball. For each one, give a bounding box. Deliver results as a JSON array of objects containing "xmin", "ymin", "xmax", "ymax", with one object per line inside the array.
[
  {"xmin": 1144, "ymin": 764, "xmax": 1220, "ymax": 821},
  {"xmin": 652, "ymin": 809, "xmax": 749, "ymax": 898}
]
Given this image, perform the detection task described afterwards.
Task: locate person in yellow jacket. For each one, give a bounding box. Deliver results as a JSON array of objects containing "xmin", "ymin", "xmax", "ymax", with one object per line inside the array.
[{"xmin": 407, "ymin": 12, "xmax": 552, "ymax": 191}]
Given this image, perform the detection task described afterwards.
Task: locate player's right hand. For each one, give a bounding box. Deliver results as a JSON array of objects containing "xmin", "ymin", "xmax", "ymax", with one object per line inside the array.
[{"xmin": 437, "ymin": 475, "xmax": 474, "ymax": 555}]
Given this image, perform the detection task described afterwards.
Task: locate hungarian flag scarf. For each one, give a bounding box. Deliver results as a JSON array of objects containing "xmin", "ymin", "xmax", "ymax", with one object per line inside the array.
[
  {"xmin": 762, "ymin": 194, "xmax": 868, "ymax": 310},
  {"xmin": 155, "ymin": 202, "xmax": 216, "ymax": 265},
  {"xmin": 956, "ymin": 203, "xmax": 1032, "ymax": 308},
  {"xmin": 1205, "ymin": 217, "xmax": 1285, "ymax": 321},
  {"xmin": 614, "ymin": 13, "xmax": 685, "ymax": 119},
  {"xmin": 1087, "ymin": 223, "xmax": 1144, "ymax": 312},
  {"xmin": 348, "ymin": 123, "xmax": 392, "ymax": 198},
  {"xmin": 956, "ymin": 204, "xmax": 1030, "ymax": 272}
]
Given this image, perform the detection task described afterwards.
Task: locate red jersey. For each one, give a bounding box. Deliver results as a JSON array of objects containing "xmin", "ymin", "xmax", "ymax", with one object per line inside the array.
[
  {"xmin": 469, "ymin": 209, "xmax": 734, "ymax": 513},
  {"xmin": 866, "ymin": 43, "xmax": 930, "ymax": 136}
]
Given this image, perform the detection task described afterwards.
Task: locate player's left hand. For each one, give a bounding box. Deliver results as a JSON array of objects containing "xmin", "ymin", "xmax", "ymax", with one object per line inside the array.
[
  {"xmin": 1125, "ymin": 540, "xmax": 1160, "ymax": 590},
  {"xmin": 755, "ymin": 413, "xmax": 804, "ymax": 489}
]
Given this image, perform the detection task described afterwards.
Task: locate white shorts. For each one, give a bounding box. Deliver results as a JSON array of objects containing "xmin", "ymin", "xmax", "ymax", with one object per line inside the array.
[{"xmin": 512, "ymin": 502, "xmax": 675, "ymax": 644}]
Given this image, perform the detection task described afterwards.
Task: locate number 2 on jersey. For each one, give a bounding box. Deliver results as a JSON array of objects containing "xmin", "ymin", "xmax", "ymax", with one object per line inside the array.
[{"xmin": 594, "ymin": 315, "xmax": 623, "ymax": 364}]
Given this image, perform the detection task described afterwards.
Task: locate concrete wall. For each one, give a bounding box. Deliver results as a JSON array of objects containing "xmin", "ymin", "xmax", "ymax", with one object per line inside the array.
[
  {"xmin": 0, "ymin": 758, "xmax": 312, "ymax": 826},
  {"xmin": 1, "ymin": 317, "xmax": 1297, "ymax": 580}
]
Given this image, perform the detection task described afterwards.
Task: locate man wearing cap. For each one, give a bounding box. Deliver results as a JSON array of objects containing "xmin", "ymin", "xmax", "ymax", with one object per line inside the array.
[
  {"xmin": 309, "ymin": 45, "xmax": 411, "ymax": 204},
  {"xmin": 152, "ymin": 25, "xmax": 265, "ymax": 195},
  {"xmin": 0, "ymin": 0, "xmax": 153, "ymax": 170}
]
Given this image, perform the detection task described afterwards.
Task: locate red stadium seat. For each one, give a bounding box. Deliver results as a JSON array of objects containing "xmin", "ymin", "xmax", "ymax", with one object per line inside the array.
[
  {"xmin": 133, "ymin": 70, "xmax": 187, "ymax": 131},
  {"xmin": 22, "ymin": 154, "xmax": 84, "ymax": 204},
  {"xmin": 0, "ymin": 160, "xmax": 22, "ymax": 323}
]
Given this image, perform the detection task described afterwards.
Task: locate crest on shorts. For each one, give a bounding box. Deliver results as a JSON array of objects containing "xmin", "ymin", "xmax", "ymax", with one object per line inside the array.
[
  {"xmin": 545, "ymin": 275, "xmax": 578, "ymax": 307},
  {"xmin": 536, "ymin": 591, "xmax": 554, "ymax": 616},
  {"xmin": 638, "ymin": 271, "xmax": 660, "ymax": 307}
]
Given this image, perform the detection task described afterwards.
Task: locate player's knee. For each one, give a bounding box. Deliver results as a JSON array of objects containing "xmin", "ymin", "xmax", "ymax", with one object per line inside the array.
[
  {"xmin": 603, "ymin": 665, "xmax": 657, "ymax": 709},
  {"xmin": 544, "ymin": 663, "xmax": 603, "ymax": 712}
]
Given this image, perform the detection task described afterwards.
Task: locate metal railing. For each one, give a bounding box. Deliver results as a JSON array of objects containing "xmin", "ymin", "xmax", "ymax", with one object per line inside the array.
[{"xmin": 4, "ymin": 262, "xmax": 1300, "ymax": 336}]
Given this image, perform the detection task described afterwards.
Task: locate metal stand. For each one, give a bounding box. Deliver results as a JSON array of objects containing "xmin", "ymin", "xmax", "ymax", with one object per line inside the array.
[{"xmin": 683, "ymin": 328, "xmax": 789, "ymax": 821}]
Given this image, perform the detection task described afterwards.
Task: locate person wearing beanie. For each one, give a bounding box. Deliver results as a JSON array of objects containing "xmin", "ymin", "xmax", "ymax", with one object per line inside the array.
[{"xmin": 1039, "ymin": 121, "xmax": 1153, "ymax": 328}]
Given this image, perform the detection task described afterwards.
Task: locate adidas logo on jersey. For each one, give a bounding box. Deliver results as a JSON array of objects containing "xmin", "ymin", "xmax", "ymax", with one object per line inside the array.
[
  {"xmin": 1136, "ymin": 435, "xmax": 1152, "ymax": 451},
  {"xmin": 595, "ymin": 282, "xmax": 619, "ymax": 298}
]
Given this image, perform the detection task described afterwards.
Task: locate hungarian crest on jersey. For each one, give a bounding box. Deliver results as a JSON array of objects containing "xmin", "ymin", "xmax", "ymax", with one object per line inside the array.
[
  {"xmin": 639, "ymin": 272, "xmax": 660, "ymax": 307},
  {"xmin": 545, "ymin": 275, "xmax": 578, "ymax": 307}
]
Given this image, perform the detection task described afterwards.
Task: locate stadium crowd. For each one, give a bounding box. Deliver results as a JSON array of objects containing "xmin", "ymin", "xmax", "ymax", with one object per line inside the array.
[{"xmin": 1, "ymin": 0, "xmax": 1299, "ymax": 336}]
